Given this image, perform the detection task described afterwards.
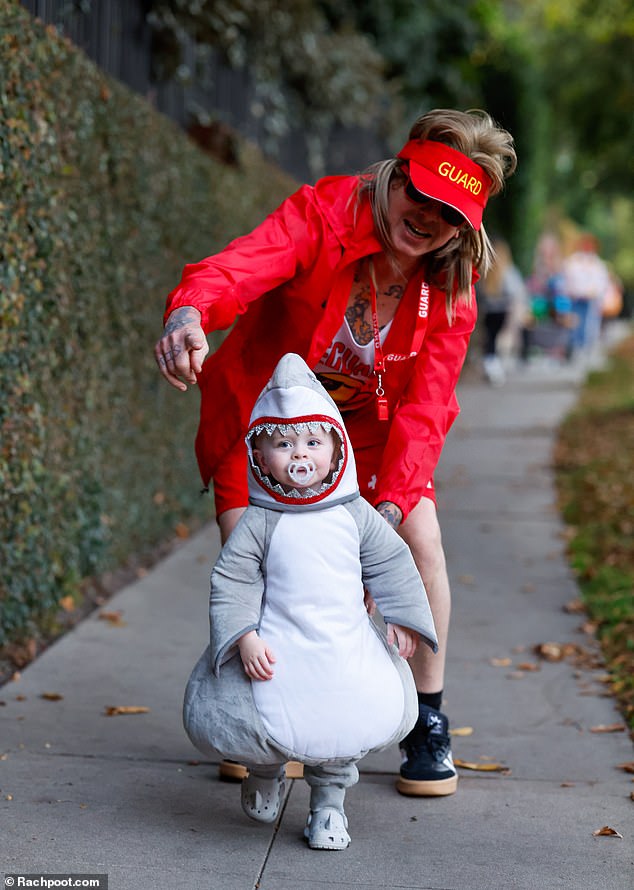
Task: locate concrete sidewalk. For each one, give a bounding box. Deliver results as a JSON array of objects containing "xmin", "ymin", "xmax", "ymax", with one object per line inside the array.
[{"xmin": 2, "ymin": 358, "xmax": 633, "ymax": 890}]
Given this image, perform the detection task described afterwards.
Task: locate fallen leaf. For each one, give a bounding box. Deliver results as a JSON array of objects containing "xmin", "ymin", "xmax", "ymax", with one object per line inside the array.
[
  {"xmin": 592, "ymin": 826, "xmax": 623, "ymax": 838},
  {"xmin": 10, "ymin": 672, "xmax": 21, "ymax": 682},
  {"xmin": 563, "ymin": 598, "xmax": 585, "ymax": 614},
  {"xmin": 489, "ymin": 657, "xmax": 512, "ymax": 667},
  {"xmin": 580, "ymin": 620, "xmax": 599, "ymax": 635},
  {"xmin": 560, "ymin": 781, "xmax": 575, "ymax": 787},
  {"xmin": 450, "ymin": 726, "xmax": 474, "ymax": 737},
  {"xmin": 40, "ymin": 692, "xmax": 63, "ymax": 702},
  {"xmin": 506, "ymin": 670, "xmax": 526, "ymax": 680},
  {"xmin": 59, "ymin": 595, "xmax": 75, "ymax": 612},
  {"xmin": 175, "ymin": 522, "xmax": 190, "ymax": 539},
  {"xmin": 516, "ymin": 662, "xmax": 541, "ymax": 672},
  {"xmin": 590, "ymin": 724, "xmax": 625, "ymax": 734},
  {"xmin": 534, "ymin": 642, "xmax": 566, "ymax": 661},
  {"xmin": 0, "ymin": 753, "xmax": 8, "ymax": 761},
  {"xmin": 104, "ymin": 706, "xmax": 150, "ymax": 716},
  {"xmin": 5, "ymin": 794, "xmax": 13, "ymax": 801},
  {"xmin": 454, "ymin": 758, "xmax": 510, "ymax": 774},
  {"xmin": 98, "ymin": 611, "xmax": 127, "ymax": 627},
  {"xmin": 617, "ymin": 762, "xmax": 634, "ymax": 774}
]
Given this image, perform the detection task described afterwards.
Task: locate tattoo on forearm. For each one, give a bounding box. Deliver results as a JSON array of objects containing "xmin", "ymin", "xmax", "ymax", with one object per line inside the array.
[{"xmin": 376, "ymin": 501, "xmax": 403, "ymax": 528}]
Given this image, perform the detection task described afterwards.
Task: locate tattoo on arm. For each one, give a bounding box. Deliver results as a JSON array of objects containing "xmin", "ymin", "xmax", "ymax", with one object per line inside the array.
[
  {"xmin": 164, "ymin": 306, "xmax": 201, "ymax": 334},
  {"xmin": 375, "ymin": 501, "xmax": 403, "ymax": 529}
]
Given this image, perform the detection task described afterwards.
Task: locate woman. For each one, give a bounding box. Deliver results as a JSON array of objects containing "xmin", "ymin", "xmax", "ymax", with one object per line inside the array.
[{"xmin": 155, "ymin": 108, "xmax": 517, "ymax": 797}]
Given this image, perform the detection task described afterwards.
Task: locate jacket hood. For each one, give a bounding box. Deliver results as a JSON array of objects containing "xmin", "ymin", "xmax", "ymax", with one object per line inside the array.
[
  {"xmin": 313, "ymin": 175, "xmax": 382, "ymax": 256},
  {"xmin": 245, "ymin": 353, "xmax": 359, "ymax": 511}
]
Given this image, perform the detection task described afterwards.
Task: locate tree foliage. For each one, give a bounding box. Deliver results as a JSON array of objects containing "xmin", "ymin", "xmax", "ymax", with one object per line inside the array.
[{"xmin": 147, "ymin": 0, "xmax": 391, "ymax": 165}]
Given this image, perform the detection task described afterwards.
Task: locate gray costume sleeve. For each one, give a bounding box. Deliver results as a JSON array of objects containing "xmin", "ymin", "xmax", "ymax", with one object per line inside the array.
[
  {"xmin": 209, "ymin": 506, "xmax": 273, "ymax": 675},
  {"xmin": 345, "ymin": 498, "xmax": 438, "ymax": 652}
]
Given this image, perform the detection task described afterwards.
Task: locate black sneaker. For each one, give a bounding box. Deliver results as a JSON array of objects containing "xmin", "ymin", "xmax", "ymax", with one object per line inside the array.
[{"xmin": 396, "ymin": 703, "xmax": 458, "ymax": 796}]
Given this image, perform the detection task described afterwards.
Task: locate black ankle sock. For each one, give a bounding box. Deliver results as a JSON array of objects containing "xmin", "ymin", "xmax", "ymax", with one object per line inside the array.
[{"xmin": 417, "ymin": 690, "xmax": 443, "ymax": 712}]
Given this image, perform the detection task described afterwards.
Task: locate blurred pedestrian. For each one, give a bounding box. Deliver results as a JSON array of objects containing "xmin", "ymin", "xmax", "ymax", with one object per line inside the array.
[
  {"xmin": 476, "ymin": 237, "xmax": 528, "ymax": 384},
  {"xmin": 562, "ymin": 233, "xmax": 611, "ymax": 356}
]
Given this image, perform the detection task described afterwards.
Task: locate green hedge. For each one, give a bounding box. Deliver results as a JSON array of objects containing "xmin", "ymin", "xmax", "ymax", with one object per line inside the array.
[{"xmin": 0, "ymin": 1, "xmax": 297, "ymax": 646}]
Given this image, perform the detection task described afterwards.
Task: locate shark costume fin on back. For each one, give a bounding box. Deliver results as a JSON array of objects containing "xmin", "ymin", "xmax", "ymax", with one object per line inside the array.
[{"xmin": 245, "ymin": 353, "xmax": 359, "ymax": 510}]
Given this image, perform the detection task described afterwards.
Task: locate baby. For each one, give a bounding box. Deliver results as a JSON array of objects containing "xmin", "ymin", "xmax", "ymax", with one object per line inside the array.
[{"xmin": 183, "ymin": 353, "xmax": 437, "ymax": 850}]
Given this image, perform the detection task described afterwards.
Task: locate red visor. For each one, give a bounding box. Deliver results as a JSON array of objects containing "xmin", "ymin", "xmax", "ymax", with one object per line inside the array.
[{"xmin": 397, "ymin": 140, "xmax": 491, "ymax": 230}]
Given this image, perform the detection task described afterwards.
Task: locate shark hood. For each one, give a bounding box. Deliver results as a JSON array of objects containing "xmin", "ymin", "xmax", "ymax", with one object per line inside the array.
[{"xmin": 245, "ymin": 353, "xmax": 359, "ymax": 511}]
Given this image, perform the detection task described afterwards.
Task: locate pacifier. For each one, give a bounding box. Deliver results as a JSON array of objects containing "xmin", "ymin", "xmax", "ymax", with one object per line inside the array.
[{"xmin": 287, "ymin": 460, "xmax": 317, "ymax": 487}]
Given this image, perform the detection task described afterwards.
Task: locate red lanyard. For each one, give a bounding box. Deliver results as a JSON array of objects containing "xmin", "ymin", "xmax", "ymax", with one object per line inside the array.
[{"xmin": 370, "ymin": 276, "xmax": 431, "ymax": 421}]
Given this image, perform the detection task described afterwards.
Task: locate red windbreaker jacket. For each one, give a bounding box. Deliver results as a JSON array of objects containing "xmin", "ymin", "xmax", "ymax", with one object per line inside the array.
[{"xmin": 164, "ymin": 175, "xmax": 477, "ymax": 521}]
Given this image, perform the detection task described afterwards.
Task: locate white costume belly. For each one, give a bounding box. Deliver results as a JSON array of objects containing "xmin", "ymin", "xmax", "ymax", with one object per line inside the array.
[{"xmin": 252, "ymin": 507, "xmax": 405, "ymax": 759}]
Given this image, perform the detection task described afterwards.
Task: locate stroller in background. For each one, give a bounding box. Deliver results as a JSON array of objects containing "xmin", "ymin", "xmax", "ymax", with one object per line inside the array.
[{"xmin": 520, "ymin": 273, "xmax": 576, "ymax": 363}]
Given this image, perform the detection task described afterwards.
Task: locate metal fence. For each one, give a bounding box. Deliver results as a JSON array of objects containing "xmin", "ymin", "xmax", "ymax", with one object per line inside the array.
[{"xmin": 19, "ymin": 0, "xmax": 388, "ymax": 182}]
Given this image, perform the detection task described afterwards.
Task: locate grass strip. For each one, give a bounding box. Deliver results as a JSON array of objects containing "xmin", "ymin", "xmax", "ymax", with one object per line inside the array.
[{"xmin": 554, "ymin": 332, "xmax": 634, "ymax": 735}]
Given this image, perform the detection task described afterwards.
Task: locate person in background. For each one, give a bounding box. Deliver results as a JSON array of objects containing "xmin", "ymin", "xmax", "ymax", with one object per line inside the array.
[
  {"xmin": 155, "ymin": 108, "xmax": 517, "ymax": 798},
  {"xmin": 476, "ymin": 237, "xmax": 528, "ymax": 385},
  {"xmin": 562, "ymin": 233, "xmax": 611, "ymax": 357}
]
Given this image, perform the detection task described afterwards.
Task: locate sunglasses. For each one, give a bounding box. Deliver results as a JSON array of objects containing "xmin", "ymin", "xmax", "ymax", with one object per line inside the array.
[{"xmin": 405, "ymin": 178, "xmax": 465, "ymax": 228}]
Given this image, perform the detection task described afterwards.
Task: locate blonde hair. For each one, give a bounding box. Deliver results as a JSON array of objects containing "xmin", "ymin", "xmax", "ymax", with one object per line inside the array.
[{"xmin": 357, "ymin": 109, "xmax": 517, "ymax": 321}]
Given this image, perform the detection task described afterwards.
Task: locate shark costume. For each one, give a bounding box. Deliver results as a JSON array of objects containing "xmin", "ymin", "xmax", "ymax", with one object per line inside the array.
[{"xmin": 183, "ymin": 354, "xmax": 437, "ymax": 849}]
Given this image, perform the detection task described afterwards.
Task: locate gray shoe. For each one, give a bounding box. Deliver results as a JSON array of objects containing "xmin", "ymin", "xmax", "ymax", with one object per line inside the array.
[
  {"xmin": 304, "ymin": 806, "xmax": 350, "ymax": 850},
  {"xmin": 241, "ymin": 773, "xmax": 285, "ymax": 823}
]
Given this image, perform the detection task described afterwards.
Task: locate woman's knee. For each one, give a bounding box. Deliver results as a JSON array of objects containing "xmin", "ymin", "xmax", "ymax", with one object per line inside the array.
[{"xmin": 398, "ymin": 497, "xmax": 445, "ymax": 571}]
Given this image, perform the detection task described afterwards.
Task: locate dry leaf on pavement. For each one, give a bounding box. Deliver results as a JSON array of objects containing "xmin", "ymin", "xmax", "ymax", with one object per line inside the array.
[
  {"xmin": 98, "ymin": 611, "xmax": 127, "ymax": 627},
  {"xmin": 40, "ymin": 692, "xmax": 63, "ymax": 701},
  {"xmin": 104, "ymin": 706, "xmax": 150, "ymax": 716},
  {"xmin": 516, "ymin": 662, "xmax": 541, "ymax": 672},
  {"xmin": 589, "ymin": 723, "xmax": 625, "ymax": 733},
  {"xmin": 450, "ymin": 726, "xmax": 474, "ymax": 737},
  {"xmin": 592, "ymin": 826, "xmax": 623, "ymax": 838},
  {"xmin": 454, "ymin": 758, "xmax": 510, "ymax": 774}
]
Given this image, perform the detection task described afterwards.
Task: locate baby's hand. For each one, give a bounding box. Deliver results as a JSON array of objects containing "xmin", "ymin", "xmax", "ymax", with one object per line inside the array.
[
  {"xmin": 386, "ymin": 623, "xmax": 419, "ymax": 659},
  {"xmin": 238, "ymin": 630, "xmax": 276, "ymax": 680}
]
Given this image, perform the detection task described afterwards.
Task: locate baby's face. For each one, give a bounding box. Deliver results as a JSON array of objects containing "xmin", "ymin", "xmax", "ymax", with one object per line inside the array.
[{"xmin": 253, "ymin": 428, "xmax": 337, "ymax": 491}]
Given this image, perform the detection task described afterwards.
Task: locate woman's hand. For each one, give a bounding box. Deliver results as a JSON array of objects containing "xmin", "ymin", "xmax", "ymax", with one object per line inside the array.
[
  {"xmin": 154, "ymin": 306, "xmax": 209, "ymax": 391},
  {"xmin": 238, "ymin": 631, "xmax": 276, "ymax": 681},
  {"xmin": 387, "ymin": 623, "xmax": 419, "ymax": 658}
]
